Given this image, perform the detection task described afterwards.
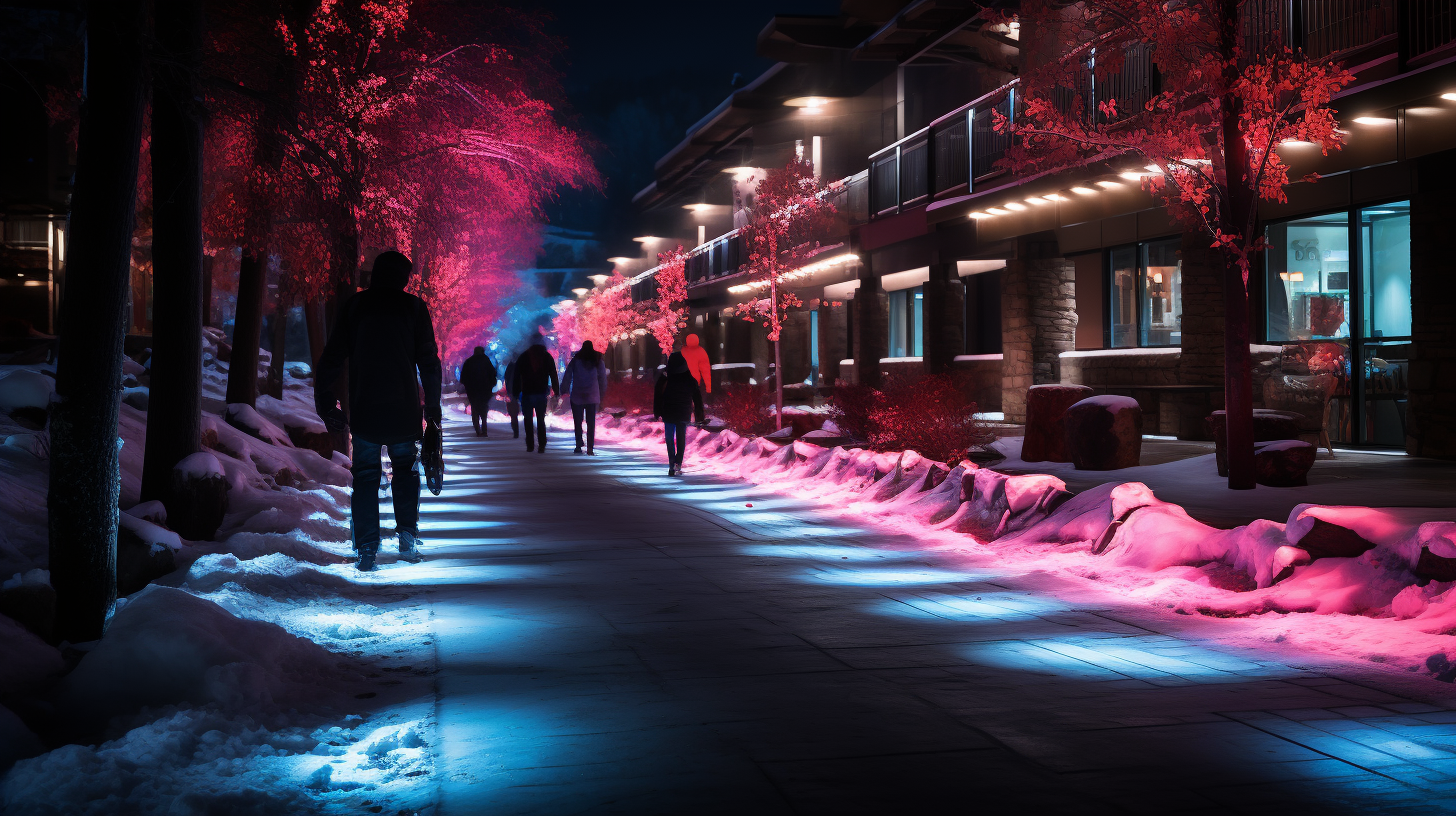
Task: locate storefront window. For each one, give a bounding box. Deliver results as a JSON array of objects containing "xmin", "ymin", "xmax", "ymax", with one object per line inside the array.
[
  {"xmin": 1265, "ymin": 212, "xmax": 1351, "ymax": 342},
  {"xmin": 886, "ymin": 286, "xmax": 925, "ymax": 358},
  {"xmin": 1108, "ymin": 240, "xmax": 1179, "ymax": 347},
  {"xmin": 1109, "ymin": 246, "xmax": 1137, "ymax": 348}
]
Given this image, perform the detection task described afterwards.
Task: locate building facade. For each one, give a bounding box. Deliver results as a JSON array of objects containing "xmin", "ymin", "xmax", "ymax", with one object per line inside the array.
[{"xmin": 604, "ymin": 1, "xmax": 1456, "ymax": 458}]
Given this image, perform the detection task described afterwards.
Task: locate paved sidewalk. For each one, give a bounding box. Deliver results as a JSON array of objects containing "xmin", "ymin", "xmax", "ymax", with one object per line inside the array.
[{"xmin": 421, "ymin": 419, "xmax": 1456, "ymax": 815}]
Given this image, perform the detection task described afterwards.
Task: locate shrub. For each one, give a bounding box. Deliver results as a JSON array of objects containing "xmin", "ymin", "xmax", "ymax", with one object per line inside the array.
[
  {"xmin": 719, "ymin": 383, "xmax": 775, "ymax": 436},
  {"xmin": 605, "ymin": 375, "xmax": 656, "ymax": 415},
  {"xmin": 828, "ymin": 372, "xmax": 993, "ymax": 463}
]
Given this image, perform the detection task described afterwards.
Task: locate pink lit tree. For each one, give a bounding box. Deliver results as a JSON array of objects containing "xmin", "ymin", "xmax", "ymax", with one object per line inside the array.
[
  {"xmin": 738, "ymin": 159, "xmax": 837, "ymax": 428},
  {"xmin": 999, "ymin": 0, "xmax": 1352, "ymax": 489},
  {"xmin": 579, "ymin": 270, "xmax": 637, "ymax": 362},
  {"xmin": 648, "ymin": 246, "xmax": 689, "ymax": 355}
]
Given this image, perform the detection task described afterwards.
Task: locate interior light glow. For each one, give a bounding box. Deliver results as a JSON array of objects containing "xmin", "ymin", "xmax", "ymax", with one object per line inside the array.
[
  {"xmin": 1071, "ymin": 186, "xmax": 1098, "ymax": 195},
  {"xmin": 1353, "ymin": 116, "xmax": 1396, "ymax": 125},
  {"xmin": 1003, "ymin": 202, "xmax": 1027, "ymax": 211}
]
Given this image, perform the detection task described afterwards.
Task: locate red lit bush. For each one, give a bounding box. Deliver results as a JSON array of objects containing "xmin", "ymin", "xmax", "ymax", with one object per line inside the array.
[
  {"xmin": 828, "ymin": 373, "xmax": 993, "ymax": 463},
  {"xmin": 606, "ymin": 376, "xmax": 655, "ymax": 415},
  {"xmin": 719, "ymin": 383, "xmax": 775, "ymax": 436}
]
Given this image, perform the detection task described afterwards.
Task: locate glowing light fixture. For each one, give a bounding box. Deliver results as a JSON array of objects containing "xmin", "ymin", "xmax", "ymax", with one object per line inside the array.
[
  {"xmin": 722, "ymin": 166, "xmax": 756, "ymax": 176},
  {"xmin": 571, "ymin": 287, "xmax": 589, "ymax": 296},
  {"xmin": 683, "ymin": 203, "xmax": 713, "ymax": 212},
  {"xmin": 1443, "ymin": 93, "xmax": 1456, "ymax": 101},
  {"xmin": 1026, "ymin": 196, "xmax": 1051, "ymax": 205},
  {"xmin": 1097, "ymin": 180, "xmax": 1123, "ymax": 189},
  {"xmin": 784, "ymin": 97, "xmax": 832, "ymax": 108},
  {"xmin": 1071, "ymin": 186, "xmax": 1098, "ymax": 195},
  {"xmin": 1043, "ymin": 193, "xmax": 1068, "ymax": 201},
  {"xmin": 726, "ymin": 252, "xmax": 858, "ymax": 295},
  {"xmin": 1004, "ymin": 202, "xmax": 1027, "ymax": 211},
  {"xmin": 607, "ymin": 257, "xmax": 634, "ymax": 265},
  {"xmin": 1279, "ymin": 271, "xmax": 1305, "ymax": 282},
  {"xmin": 987, "ymin": 207, "xmax": 1010, "ymax": 215},
  {"xmin": 632, "ymin": 236, "xmax": 660, "ymax": 243},
  {"xmin": 1152, "ymin": 272, "xmax": 1163, "ymax": 284},
  {"xmin": 589, "ymin": 274, "xmax": 609, "ymax": 285},
  {"xmin": 1353, "ymin": 116, "xmax": 1396, "ymax": 125},
  {"xmin": 968, "ymin": 211, "xmax": 993, "ymax": 219}
]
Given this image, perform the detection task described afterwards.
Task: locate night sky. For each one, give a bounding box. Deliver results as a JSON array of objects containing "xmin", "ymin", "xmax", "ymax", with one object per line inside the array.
[{"xmin": 538, "ymin": 0, "xmax": 839, "ymax": 240}]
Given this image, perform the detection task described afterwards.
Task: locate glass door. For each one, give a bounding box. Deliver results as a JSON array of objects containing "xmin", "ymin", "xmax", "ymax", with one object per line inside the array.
[{"xmin": 1357, "ymin": 202, "xmax": 1412, "ymax": 446}]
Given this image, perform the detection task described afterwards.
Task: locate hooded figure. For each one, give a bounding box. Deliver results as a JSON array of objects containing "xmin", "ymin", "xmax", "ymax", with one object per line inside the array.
[
  {"xmin": 315, "ymin": 250, "xmax": 441, "ymax": 570},
  {"xmin": 653, "ymin": 351, "xmax": 705, "ymax": 476},
  {"xmin": 510, "ymin": 339, "xmax": 558, "ymax": 452},
  {"xmin": 561, "ymin": 340, "xmax": 610, "ymax": 454},
  {"xmin": 460, "ymin": 346, "xmax": 498, "ymax": 436},
  {"xmin": 681, "ymin": 333, "xmax": 712, "ymax": 394}
]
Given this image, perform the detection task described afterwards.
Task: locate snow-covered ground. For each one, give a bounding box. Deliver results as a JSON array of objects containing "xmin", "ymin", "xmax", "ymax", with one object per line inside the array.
[
  {"xmin": 0, "ymin": 334, "xmax": 439, "ymax": 815},
  {"xmin": 595, "ymin": 412, "xmax": 1456, "ymax": 681}
]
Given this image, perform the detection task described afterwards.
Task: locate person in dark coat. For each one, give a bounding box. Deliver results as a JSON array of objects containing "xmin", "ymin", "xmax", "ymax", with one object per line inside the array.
[
  {"xmin": 510, "ymin": 339, "xmax": 558, "ymax": 452},
  {"xmin": 501, "ymin": 356, "xmax": 521, "ymax": 437},
  {"xmin": 560, "ymin": 340, "xmax": 609, "ymax": 455},
  {"xmin": 459, "ymin": 346, "xmax": 497, "ymax": 436},
  {"xmin": 653, "ymin": 351, "xmax": 705, "ymax": 477},
  {"xmin": 315, "ymin": 250, "xmax": 441, "ymax": 571}
]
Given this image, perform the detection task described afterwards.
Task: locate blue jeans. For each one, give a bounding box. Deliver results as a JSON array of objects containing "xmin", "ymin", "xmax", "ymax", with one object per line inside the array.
[
  {"xmin": 663, "ymin": 421, "xmax": 687, "ymax": 466},
  {"xmin": 520, "ymin": 393, "xmax": 549, "ymax": 449},
  {"xmin": 351, "ymin": 438, "xmax": 419, "ymax": 554}
]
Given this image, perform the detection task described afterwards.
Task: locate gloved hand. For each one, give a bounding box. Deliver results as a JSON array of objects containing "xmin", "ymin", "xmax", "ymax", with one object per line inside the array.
[{"xmin": 320, "ymin": 406, "xmax": 348, "ymax": 433}]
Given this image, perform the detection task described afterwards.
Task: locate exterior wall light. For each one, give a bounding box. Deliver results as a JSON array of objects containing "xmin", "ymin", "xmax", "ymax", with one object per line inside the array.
[
  {"xmin": 1071, "ymin": 187, "xmax": 1098, "ymax": 195},
  {"xmin": 1353, "ymin": 116, "xmax": 1396, "ymax": 125},
  {"xmin": 1004, "ymin": 202, "xmax": 1027, "ymax": 211}
]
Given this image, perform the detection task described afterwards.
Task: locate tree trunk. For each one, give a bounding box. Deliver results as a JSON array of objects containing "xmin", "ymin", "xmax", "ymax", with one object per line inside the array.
[
  {"xmin": 1218, "ymin": 0, "xmax": 1257, "ymax": 489},
  {"xmin": 141, "ymin": 0, "xmax": 206, "ymax": 506},
  {"xmin": 304, "ymin": 298, "xmax": 326, "ymax": 365},
  {"xmin": 227, "ymin": 251, "xmax": 266, "ymax": 405},
  {"xmin": 771, "ymin": 278, "xmax": 784, "ymax": 430},
  {"xmin": 267, "ymin": 300, "xmax": 287, "ymax": 398},
  {"xmin": 49, "ymin": 0, "xmax": 148, "ymax": 642},
  {"xmin": 201, "ymin": 252, "xmax": 214, "ymax": 327}
]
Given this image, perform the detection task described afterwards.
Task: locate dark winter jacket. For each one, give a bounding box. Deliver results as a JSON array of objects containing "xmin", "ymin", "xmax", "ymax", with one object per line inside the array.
[
  {"xmin": 511, "ymin": 343, "xmax": 559, "ymax": 397},
  {"xmin": 315, "ymin": 262, "xmax": 442, "ymax": 445},
  {"xmin": 561, "ymin": 346, "xmax": 609, "ymax": 405},
  {"xmin": 503, "ymin": 361, "xmax": 519, "ymax": 402},
  {"xmin": 460, "ymin": 351, "xmax": 498, "ymax": 402},
  {"xmin": 653, "ymin": 352, "xmax": 705, "ymax": 425}
]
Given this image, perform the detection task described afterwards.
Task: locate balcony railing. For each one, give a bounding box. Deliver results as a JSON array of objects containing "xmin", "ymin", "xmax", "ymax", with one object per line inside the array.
[{"xmin": 865, "ymin": 1, "xmax": 1456, "ymax": 221}]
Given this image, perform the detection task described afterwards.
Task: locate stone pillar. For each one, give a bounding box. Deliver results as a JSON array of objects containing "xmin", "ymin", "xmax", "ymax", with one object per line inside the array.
[
  {"xmin": 922, "ymin": 262, "xmax": 963, "ymax": 374},
  {"xmin": 1002, "ymin": 233, "xmax": 1075, "ymax": 423},
  {"xmin": 1176, "ymin": 233, "xmax": 1226, "ymax": 387},
  {"xmin": 853, "ymin": 251, "xmax": 887, "ymax": 387},
  {"xmin": 820, "ymin": 300, "xmax": 848, "ymax": 385},
  {"xmin": 1409, "ymin": 152, "xmax": 1456, "ymax": 459}
]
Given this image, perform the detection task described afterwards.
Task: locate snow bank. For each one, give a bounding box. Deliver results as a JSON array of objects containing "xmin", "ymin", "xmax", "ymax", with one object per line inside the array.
[
  {"xmin": 596, "ymin": 413, "xmax": 1456, "ymax": 672},
  {"xmin": 0, "ymin": 371, "xmax": 52, "ymax": 413}
]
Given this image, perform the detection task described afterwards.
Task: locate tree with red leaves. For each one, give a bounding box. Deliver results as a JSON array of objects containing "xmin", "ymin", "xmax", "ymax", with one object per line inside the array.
[
  {"xmin": 578, "ymin": 271, "xmax": 637, "ymax": 356},
  {"xmin": 737, "ymin": 159, "xmax": 837, "ymax": 428},
  {"xmin": 1000, "ymin": 0, "xmax": 1352, "ymax": 489},
  {"xmin": 648, "ymin": 246, "xmax": 688, "ymax": 355}
]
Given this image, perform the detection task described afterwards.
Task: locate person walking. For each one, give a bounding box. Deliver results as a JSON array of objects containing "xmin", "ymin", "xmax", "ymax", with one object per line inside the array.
[
  {"xmin": 653, "ymin": 351, "xmax": 705, "ymax": 477},
  {"xmin": 315, "ymin": 250, "xmax": 441, "ymax": 571},
  {"xmin": 681, "ymin": 333, "xmax": 712, "ymax": 395},
  {"xmin": 561, "ymin": 340, "xmax": 609, "ymax": 455},
  {"xmin": 502, "ymin": 355, "xmax": 521, "ymax": 438},
  {"xmin": 459, "ymin": 346, "xmax": 497, "ymax": 436},
  {"xmin": 511, "ymin": 338, "xmax": 558, "ymax": 453}
]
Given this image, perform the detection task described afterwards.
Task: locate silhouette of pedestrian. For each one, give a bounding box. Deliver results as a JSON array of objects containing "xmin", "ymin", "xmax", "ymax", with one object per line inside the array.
[
  {"xmin": 502, "ymin": 355, "xmax": 521, "ymax": 438},
  {"xmin": 460, "ymin": 346, "xmax": 497, "ymax": 436},
  {"xmin": 653, "ymin": 351, "xmax": 704, "ymax": 477},
  {"xmin": 511, "ymin": 339, "xmax": 558, "ymax": 453},
  {"xmin": 315, "ymin": 250, "xmax": 441, "ymax": 571},
  {"xmin": 561, "ymin": 340, "xmax": 608, "ymax": 455}
]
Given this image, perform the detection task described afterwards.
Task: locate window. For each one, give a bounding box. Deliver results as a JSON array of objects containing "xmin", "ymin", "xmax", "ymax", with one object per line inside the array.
[
  {"xmin": 962, "ymin": 270, "xmax": 1002, "ymax": 355},
  {"xmin": 807, "ymin": 309, "xmax": 820, "ymax": 385},
  {"xmin": 1263, "ymin": 202, "xmax": 1412, "ymax": 447},
  {"xmin": 1108, "ymin": 239, "xmax": 1180, "ymax": 348},
  {"xmin": 886, "ymin": 286, "xmax": 924, "ymax": 358}
]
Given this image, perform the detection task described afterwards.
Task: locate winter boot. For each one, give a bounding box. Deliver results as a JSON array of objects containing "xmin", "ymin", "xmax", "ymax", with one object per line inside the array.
[
  {"xmin": 573, "ymin": 445, "xmax": 583, "ymax": 455},
  {"xmin": 357, "ymin": 550, "xmax": 378, "ymax": 572},
  {"xmin": 398, "ymin": 530, "xmax": 423, "ymax": 564}
]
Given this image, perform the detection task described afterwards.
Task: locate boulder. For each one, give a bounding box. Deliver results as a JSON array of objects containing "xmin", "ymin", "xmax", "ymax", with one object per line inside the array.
[
  {"xmin": 1021, "ymin": 384, "xmax": 1092, "ymax": 463},
  {"xmin": 1064, "ymin": 396, "xmax": 1142, "ymax": 470},
  {"xmin": 0, "ymin": 582, "xmax": 56, "ymax": 642},
  {"xmin": 1207, "ymin": 409, "xmax": 1303, "ymax": 477},
  {"xmin": 286, "ymin": 423, "xmax": 335, "ymax": 458},
  {"xmin": 1253, "ymin": 439, "xmax": 1315, "ymax": 487},
  {"xmin": 1291, "ymin": 516, "xmax": 1376, "ymax": 560},
  {"xmin": 117, "ymin": 522, "xmax": 178, "ymax": 596},
  {"xmin": 166, "ymin": 452, "xmax": 230, "ymax": 541}
]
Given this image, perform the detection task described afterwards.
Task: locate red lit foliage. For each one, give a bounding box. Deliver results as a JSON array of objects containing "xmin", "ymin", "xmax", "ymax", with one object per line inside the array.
[
  {"xmin": 648, "ymin": 247, "xmax": 688, "ymax": 354},
  {"xmin": 736, "ymin": 160, "xmax": 838, "ymax": 341},
  {"xmin": 829, "ymin": 374, "xmax": 992, "ymax": 464},
  {"xmin": 720, "ymin": 384, "xmax": 775, "ymax": 437}
]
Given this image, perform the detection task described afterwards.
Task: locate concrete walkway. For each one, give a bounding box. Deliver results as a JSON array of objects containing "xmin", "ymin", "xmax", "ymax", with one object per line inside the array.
[{"xmin": 421, "ymin": 418, "xmax": 1456, "ymax": 815}]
